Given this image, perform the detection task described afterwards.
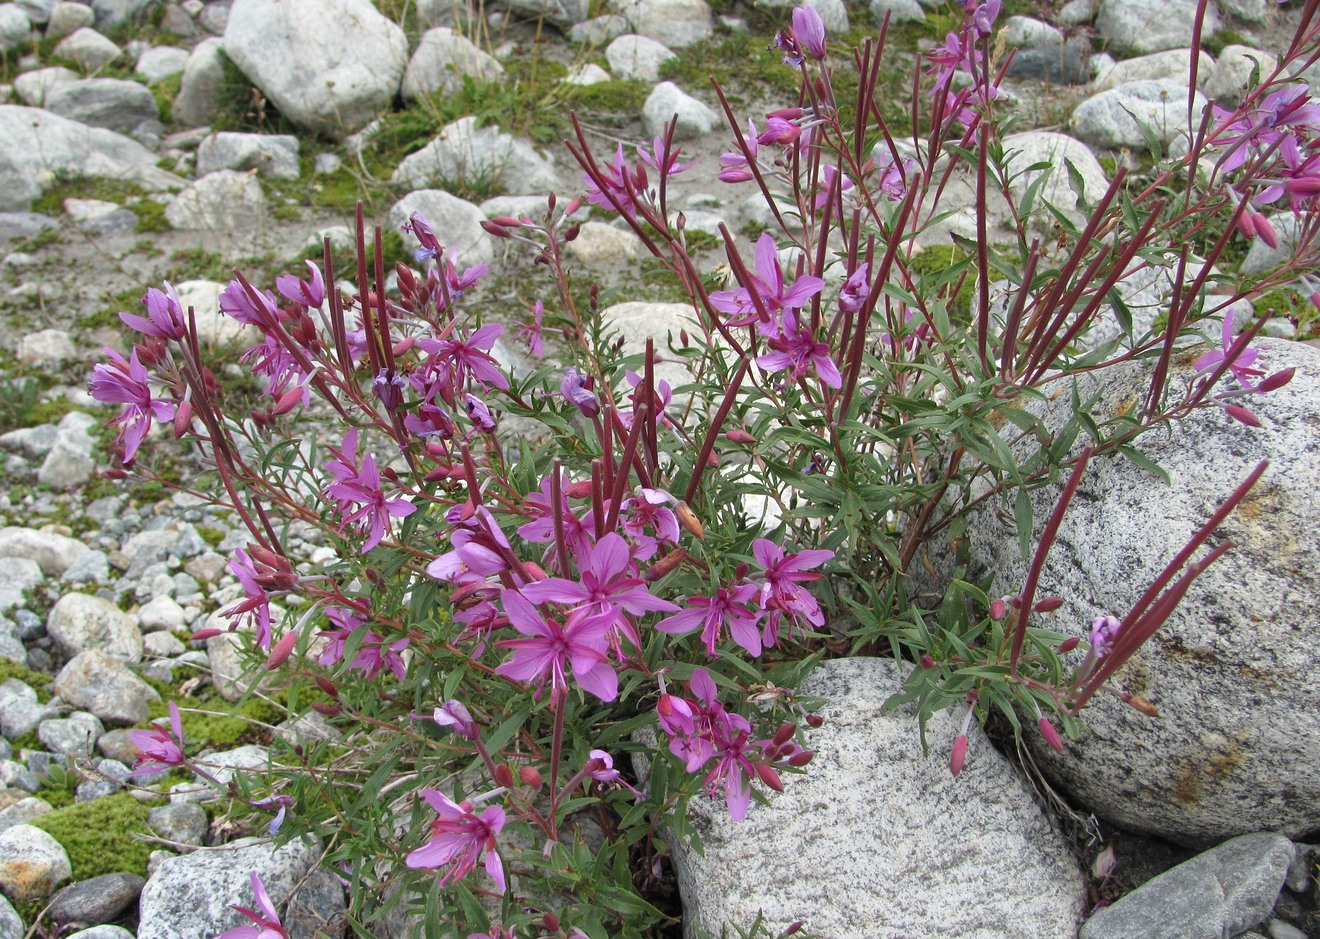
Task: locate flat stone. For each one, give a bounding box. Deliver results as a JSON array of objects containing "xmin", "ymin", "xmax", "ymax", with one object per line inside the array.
[
  {"xmin": 620, "ymin": 0, "xmax": 711, "ymax": 48},
  {"xmin": 401, "ymin": 26, "xmax": 504, "ymax": 100},
  {"xmin": 1095, "ymin": 0, "xmax": 1220, "ymax": 55},
  {"xmin": 146, "ymin": 802, "xmax": 207, "ymax": 848},
  {"xmin": 50, "ymin": 25, "xmax": 120, "ymax": 68},
  {"xmin": 1072, "ymin": 79, "xmax": 1207, "ymax": 148},
  {"xmin": 0, "ymin": 824, "xmax": 71, "ymax": 902},
  {"xmin": 1080, "ymin": 833, "xmax": 1294, "ymax": 938},
  {"xmin": 605, "ymin": 33, "xmax": 675, "ymax": 82},
  {"xmin": 0, "ymin": 797, "xmax": 52, "ymax": 834},
  {"xmin": 642, "ymin": 81, "xmax": 717, "ymax": 140},
  {"xmin": 46, "ymin": 872, "xmax": 144, "ymax": 928},
  {"xmin": 46, "ymin": 592, "xmax": 143, "ymax": 661},
  {"xmin": 12, "ymin": 65, "xmax": 77, "ymax": 106},
  {"xmin": 54, "ymin": 649, "xmax": 159, "ymax": 725},
  {"xmin": 195, "ymin": 131, "xmax": 300, "ymax": 180}
]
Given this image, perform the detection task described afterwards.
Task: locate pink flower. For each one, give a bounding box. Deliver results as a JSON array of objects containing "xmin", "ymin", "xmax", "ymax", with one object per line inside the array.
[
  {"xmin": 752, "ymin": 539, "xmax": 833, "ymax": 647},
  {"xmin": 130, "ymin": 701, "xmax": 185, "ymax": 774},
  {"xmin": 516, "ymin": 300, "xmax": 545, "ymax": 359},
  {"xmin": 432, "ymin": 700, "xmax": 478, "ymax": 739},
  {"xmin": 417, "ymin": 324, "xmax": 509, "ymax": 392},
  {"xmin": 89, "ymin": 347, "xmax": 175, "ymax": 464},
  {"xmin": 494, "ymin": 589, "xmax": 618, "ymax": 702},
  {"xmin": 656, "ymin": 583, "xmax": 764, "ymax": 656},
  {"xmin": 275, "ymin": 260, "xmax": 325, "ymax": 308},
  {"xmin": 792, "ymin": 5, "xmax": 826, "ymax": 59},
  {"xmin": 215, "ymin": 872, "xmax": 287, "ymax": 939},
  {"xmin": 325, "ymin": 431, "xmax": 416, "ymax": 553},
  {"xmin": 756, "ymin": 310, "xmax": 843, "ymax": 389},
  {"xmin": 120, "ymin": 282, "xmax": 185, "ymax": 340},
  {"xmin": 222, "ymin": 548, "xmax": 274, "ymax": 650},
  {"xmin": 219, "ymin": 280, "xmax": 279, "ymax": 328},
  {"xmin": 406, "ymin": 789, "xmax": 506, "ymax": 892},
  {"xmin": 709, "ymin": 233, "xmax": 824, "ymax": 327},
  {"xmin": 1194, "ymin": 309, "xmax": 1264, "ymax": 390}
]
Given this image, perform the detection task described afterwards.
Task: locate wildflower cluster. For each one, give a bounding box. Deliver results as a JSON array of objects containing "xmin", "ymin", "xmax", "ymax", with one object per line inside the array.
[{"xmin": 97, "ymin": 0, "xmax": 1316, "ymax": 930}]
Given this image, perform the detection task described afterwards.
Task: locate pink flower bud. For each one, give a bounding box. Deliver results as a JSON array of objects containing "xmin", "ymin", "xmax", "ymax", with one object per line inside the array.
[
  {"xmin": 493, "ymin": 764, "xmax": 514, "ymax": 788},
  {"xmin": 173, "ymin": 400, "xmax": 192, "ymax": 438},
  {"xmin": 1225, "ymin": 404, "xmax": 1263, "ymax": 427},
  {"xmin": 805, "ymin": 713, "xmax": 823, "ymax": 728},
  {"xmin": 989, "ymin": 598, "xmax": 1008, "ymax": 620},
  {"xmin": 1038, "ymin": 717, "xmax": 1065, "ymax": 753},
  {"xmin": 919, "ymin": 654, "xmax": 936, "ymax": 669},
  {"xmin": 724, "ymin": 430, "xmax": 756, "ymax": 444},
  {"xmin": 272, "ymin": 387, "xmax": 305, "ymax": 416},
  {"xmin": 191, "ymin": 628, "xmax": 222, "ymax": 641},
  {"xmin": 1057, "ymin": 636, "xmax": 1081, "ymax": 653},
  {"xmin": 1253, "ymin": 213, "xmax": 1280, "ymax": 249},
  {"xmin": 565, "ymin": 480, "xmax": 595, "ymax": 499},
  {"xmin": 787, "ymin": 750, "xmax": 813, "ymax": 767},
  {"xmin": 265, "ymin": 630, "xmax": 298, "ymax": 670},
  {"xmin": 564, "ymin": 197, "xmax": 583, "ymax": 216},
  {"xmin": 773, "ymin": 722, "xmax": 798, "ymax": 746},
  {"xmin": 1258, "ymin": 367, "xmax": 1294, "ymax": 393},
  {"xmin": 1310, "ymin": 291, "xmax": 1320, "ymax": 312},
  {"xmin": 1034, "ymin": 596, "xmax": 1064, "ymax": 613},
  {"xmin": 481, "ymin": 220, "xmax": 512, "ymax": 238},
  {"xmin": 519, "ymin": 766, "xmax": 543, "ymax": 789},
  {"xmin": 949, "ymin": 735, "xmax": 968, "ymax": 776}
]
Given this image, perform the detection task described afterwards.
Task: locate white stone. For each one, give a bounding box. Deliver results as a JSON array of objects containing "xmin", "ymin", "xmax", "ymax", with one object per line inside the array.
[
  {"xmin": 562, "ymin": 62, "xmax": 610, "ymax": 85},
  {"xmin": 966, "ymin": 340, "xmax": 1320, "ymax": 846},
  {"xmin": 0, "ymin": 105, "xmax": 180, "ymax": 212},
  {"xmin": 172, "ymin": 36, "xmax": 224, "ymax": 127},
  {"xmin": 1204, "ymin": 45, "xmax": 1277, "ymax": 106},
  {"xmin": 1090, "ymin": 48, "xmax": 1215, "ymax": 92},
  {"xmin": 1002, "ymin": 131, "xmax": 1109, "ymax": 228},
  {"xmin": 0, "ymin": 824, "xmax": 71, "ymax": 902},
  {"xmin": 401, "ymin": 26, "xmax": 504, "ymax": 100},
  {"xmin": 44, "ymin": 1, "xmax": 93, "ymax": 38},
  {"xmin": 42, "ymin": 77, "xmax": 158, "ymax": 135},
  {"xmin": 599, "ymin": 300, "xmax": 695, "ymax": 391},
  {"xmin": 642, "ymin": 81, "xmax": 717, "ymax": 140},
  {"xmin": 0, "ymin": 4, "xmax": 31, "ymax": 51},
  {"xmin": 869, "ymin": 0, "xmax": 924, "ymax": 23},
  {"xmin": 655, "ymin": 657, "xmax": 1086, "ymax": 938},
  {"xmin": 163, "ymin": 170, "xmax": 267, "ymax": 244},
  {"xmin": 1071, "ymin": 79, "xmax": 1207, "ymax": 148},
  {"xmin": 1094, "ymin": 0, "xmax": 1220, "ymax": 55},
  {"xmin": 605, "ymin": 33, "xmax": 675, "ymax": 82},
  {"xmin": 223, "ymin": 0, "xmax": 407, "ymax": 138},
  {"xmin": 46, "ymin": 592, "xmax": 143, "ymax": 661},
  {"xmin": 54, "ymin": 649, "xmax": 160, "ymax": 725},
  {"xmin": 621, "ymin": 0, "xmax": 711, "ymax": 48},
  {"xmin": 16, "ymin": 327, "xmax": 76, "ymax": 367},
  {"xmin": 51, "ymin": 25, "xmax": 120, "ymax": 69},
  {"xmin": 0, "ymin": 526, "xmax": 88, "ymax": 576},
  {"xmin": 135, "ymin": 44, "xmax": 189, "ymax": 83},
  {"xmin": 565, "ymin": 220, "xmax": 647, "ymax": 264},
  {"xmin": 196, "ymin": 131, "xmax": 300, "ymax": 180},
  {"xmin": 12, "ymin": 65, "xmax": 77, "ymax": 105},
  {"xmin": 390, "ymin": 116, "xmax": 559, "ymax": 196}
]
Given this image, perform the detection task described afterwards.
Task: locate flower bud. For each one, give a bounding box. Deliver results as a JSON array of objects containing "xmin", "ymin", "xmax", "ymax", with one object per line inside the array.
[
  {"xmin": 989, "ymin": 598, "xmax": 1008, "ymax": 620},
  {"xmin": 191, "ymin": 628, "xmax": 222, "ymax": 641},
  {"xmin": 518, "ymin": 766, "xmax": 543, "ymax": 789},
  {"xmin": 312, "ymin": 703, "xmax": 342, "ymax": 716},
  {"xmin": 265, "ymin": 630, "xmax": 298, "ymax": 670},
  {"xmin": 493, "ymin": 763, "xmax": 514, "ymax": 788},
  {"xmin": 315, "ymin": 676, "xmax": 339, "ymax": 698},
  {"xmin": 786, "ymin": 750, "xmax": 813, "ymax": 767},
  {"xmin": 1033, "ymin": 596, "xmax": 1064, "ymax": 613},
  {"xmin": 272, "ymin": 387, "xmax": 305, "ymax": 416},
  {"xmin": 1236, "ymin": 209, "xmax": 1257, "ymax": 240},
  {"xmin": 1122, "ymin": 692, "xmax": 1159, "ymax": 717},
  {"xmin": 173, "ymin": 401, "xmax": 193, "ymax": 438},
  {"xmin": 675, "ymin": 502, "xmax": 705, "ymax": 540},
  {"xmin": 564, "ymin": 224, "xmax": 581, "ymax": 242},
  {"xmin": 1057, "ymin": 636, "xmax": 1081, "ymax": 653},
  {"xmin": 783, "ymin": 922, "xmax": 804, "ymax": 937},
  {"xmin": 919, "ymin": 654, "xmax": 936, "ymax": 669},
  {"xmin": 1258, "ymin": 368, "xmax": 1295, "ymax": 393},
  {"xmin": 1253, "ymin": 213, "xmax": 1280, "ymax": 249},
  {"xmin": 645, "ymin": 547, "xmax": 689, "ymax": 581},
  {"xmin": 754, "ymin": 763, "xmax": 785, "ymax": 791},
  {"xmin": 949, "ymin": 735, "xmax": 968, "ymax": 776},
  {"xmin": 481, "ymin": 220, "xmax": 512, "ymax": 238},
  {"xmin": 724, "ymin": 430, "xmax": 756, "ymax": 444},
  {"xmin": 1225, "ymin": 404, "xmax": 1262, "ymax": 427},
  {"xmin": 393, "ymin": 336, "xmax": 416, "ymax": 356},
  {"xmin": 565, "ymin": 480, "xmax": 593, "ymax": 499},
  {"xmin": 1038, "ymin": 717, "xmax": 1065, "ymax": 753},
  {"xmin": 805, "ymin": 713, "xmax": 823, "ymax": 728},
  {"xmin": 773, "ymin": 722, "xmax": 798, "ymax": 746},
  {"xmin": 543, "ymin": 913, "xmax": 560, "ymax": 932}
]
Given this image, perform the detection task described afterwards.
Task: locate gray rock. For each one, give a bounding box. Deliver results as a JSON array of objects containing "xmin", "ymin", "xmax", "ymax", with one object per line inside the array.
[
  {"xmin": 137, "ymin": 836, "xmax": 321, "ymax": 939},
  {"xmin": 64, "ymin": 927, "xmax": 136, "ymax": 939},
  {"xmin": 284, "ymin": 866, "xmax": 346, "ymax": 939},
  {"xmin": 63, "ymin": 197, "xmax": 135, "ymax": 235},
  {"xmin": 163, "ymin": 170, "xmax": 267, "ymax": 244},
  {"xmin": 1080, "ymin": 833, "xmax": 1294, "ymax": 938},
  {"xmin": 50, "ymin": 26, "xmax": 120, "ymax": 68},
  {"xmin": 0, "ymin": 635, "xmax": 26, "ymax": 666},
  {"xmin": 1285, "ymin": 842, "xmax": 1316, "ymax": 892},
  {"xmin": 621, "ymin": 0, "xmax": 710, "ymax": 47},
  {"xmin": 223, "ymin": 0, "xmax": 407, "ymax": 138},
  {"xmin": 94, "ymin": 729, "xmax": 141, "ymax": 765},
  {"xmin": 568, "ymin": 13, "xmax": 628, "ymax": 43},
  {"xmin": 197, "ymin": 0, "xmax": 226, "ymax": 32},
  {"xmin": 0, "ymin": 106, "xmax": 181, "ymax": 212},
  {"xmin": 1005, "ymin": 41, "xmax": 1091, "ymax": 84},
  {"xmin": 756, "ymin": 0, "xmax": 847, "ymax": 29},
  {"xmin": 38, "ymin": 440, "xmax": 94, "ymax": 490},
  {"xmin": 0, "ymin": 558, "xmax": 42, "ymax": 612},
  {"xmin": 0, "ymin": 423, "xmax": 57, "ymax": 458},
  {"xmin": 967, "ymin": 340, "xmax": 1320, "ymax": 845},
  {"xmin": 1091, "ymin": 48, "xmax": 1215, "ymax": 92},
  {"xmin": 172, "ymin": 37, "xmax": 224, "ymax": 127},
  {"xmin": 1095, "ymin": 0, "xmax": 1220, "ymax": 55},
  {"xmin": 0, "ymin": 797, "xmax": 51, "ymax": 834},
  {"xmin": 0, "ymin": 824, "xmax": 71, "ymax": 902},
  {"xmin": 1217, "ymin": 0, "xmax": 1265, "ymax": 21},
  {"xmin": 390, "ymin": 116, "xmax": 558, "ymax": 196},
  {"xmin": 0, "ymin": 762, "xmax": 39, "ymax": 794},
  {"xmin": 46, "ymin": 872, "xmax": 144, "ymax": 928},
  {"xmin": 274, "ymin": 710, "xmax": 339, "ymax": 747},
  {"xmin": 46, "ymin": 592, "xmax": 142, "ymax": 661},
  {"xmin": 870, "ymin": 0, "xmax": 924, "ymax": 22},
  {"xmin": 37, "ymin": 711, "xmax": 104, "ymax": 759},
  {"xmin": 15, "ymin": 327, "xmax": 74, "ymax": 367},
  {"xmin": 386, "ymin": 189, "xmax": 494, "ymax": 268},
  {"xmin": 0, "ymin": 527, "xmax": 88, "ymax": 578},
  {"xmin": 401, "ymin": 27, "xmax": 504, "ymax": 100},
  {"xmin": 61, "ymin": 550, "xmax": 110, "ymax": 586},
  {"xmin": 54, "ymin": 649, "xmax": 159, "ymax": 725},
  {"xmin": 503, "ymin": 0, "xmax": 588, "ymax": 27},
  {"xmin": 135, "ymin": 45, "xmax": 189, "ymax": 83},
  {"xmin": 0, "ymin": 4, "xmax": 31, "ymax": 51},
  {"xmin": 196, "ymin": 131, "xmax": 300, "ymax": 180},
  {"xmin": 657, "ymin": 657, "xmax": 1086, "ymax": 938},
  {"xmin": 89, "ymin": 0, "xmax": 152, "ymax": 28},
  {"xmin": 1204, "ymin": 45, "xmax": 1277, "ymax": 106},
  {"xmin": 0, "ymin": 893, "xmax": 20, "ymax": 939},
  {"xmin": 0, "ymin": 210, "xmax": 56, "ymax": 245},
  {"xmin": 599, "ymin": 301, "xmax": 693, "ymax": 390},
  {"xmin": 566, "ymin": 220, "xmax": 647, "ymax": 263},
  {"xmin": 1059, "ymin": 0, "xmax": 1094, "ymax": 22},
  {"xmin": 10, "ymin": 0, "xmax": 46, "ymax": 21},
  {"xmin": 563, "ymin": 62, "xmax": 610, "ymax": 85},
  {"xmin": 1072, "ymin": 79, "xmax": 1206, "ymax": 148},
  {"xmin": 642, "ymin": 81, "xmax": 717, "ymax": 140},
  {"xmin": 0, "ymin": 680, "xmax": 55, "ymax": 739},
  {"xmin": 604, "ymin": 33, "xmax": 675, "ymax": 82},
  {"xmin": 44, "ymin": 0, "xmax": 92, "ymax": 37},
  {"xmin": 147, "ymin": 802, "xmax": 207, "ymax": 848}
]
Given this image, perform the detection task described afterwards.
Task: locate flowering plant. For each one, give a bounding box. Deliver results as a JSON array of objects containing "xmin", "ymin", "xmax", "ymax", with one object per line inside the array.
[{"xmin": 97, "ymin": 0, "xmax": 1317, "ymax": 931}]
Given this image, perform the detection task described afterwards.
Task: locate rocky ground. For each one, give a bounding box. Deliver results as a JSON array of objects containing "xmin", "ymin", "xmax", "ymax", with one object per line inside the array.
[{"xmin": 0, "ymin": 0, "xmax": 1319, "ymax": 933}]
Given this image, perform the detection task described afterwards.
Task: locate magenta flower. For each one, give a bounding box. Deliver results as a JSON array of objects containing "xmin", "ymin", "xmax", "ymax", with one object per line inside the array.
[
  {"xmin": 275, "ymin": 260, "xmax": 325, "ymax": 308},
  {"xmin": 222, "ymin": 548, "xmax": 274, "ymax": 650},
  {"xmin": 215, "ymin": 872, "xmax": 287, "ymax": 939},
  {"xmin": 89, "ymin": 347, "xmax": 175, "ymax": 463},
  {"xmin": 656, "ymin": 669, "xmax": 761, "ymax": 819},
  {"xmin": 130, "ymin": 701, "xmax": 185, "ymax": 775},
  {"xmin": 656, "ymin": 583, "xmax": 765, "ymax": 656},
  {"xmin": 718, "ymin": 121, "xmax": 760, "ymax": 184},
  {"xmin": 494, "ymin": 589, "xmax": 618, "ymax": 702},
  {"xmin": 347, "ymin": 631, "xmax": 409, "ymax": 681},
  {"xmin": 813, "ymin": 164, "xmax": 854, "ymax": 209},
  {"xmin": 559, "ymin": 367, "xmax": 601, "ymax": 417},
  {"xmin": 1088, "ymin": 615, "xmax": 1122, "ymax": 658},
  {"xmin": 583, "ymin": 143, "xmax": 649, "ymax": 218},
  {"xmin": 516, "ymin": 300, "xmax": 545, "ymax": 359},
  {"xmin": 219, "ymin": 280, "xmax": 279, "ymax": 328},
  {"xmin": 792, "ymin": 5, "xmax": 826, "ymax": 59},
  {"xmin": 463, "ymin": 393, "xmax": 497, "ymax": 432},
  {"xmin": 317, "ymin": 603, "xmax": 367, "ymax": 667},
  {"xmin": 753, "ymin": 539, "xmax": 833, "ymax": 647},
  {"xmin": 406, "ymin": 789, "xmax": 506, "ymax": 892},
  {"xmin": 404, "ymin": 212, "xmax": 444, "ymax": 263},
  {"xmin": 326, "ymin": 439, "xmax": 416, "ymax": 553},
  {"xmin": 517, "ymin": 473, "xmax": 596, "ymax": 567},
  {"xmin": 520, "ymin": 532, "xmax": 679, "ymax": 651},
  {"xmin": 417, "ymin": 324, "xmax": 509, "ymax": 392},
  {"xmin": 757, "ymin": 310, "xmax": 843, "ymax": 389},
  {"xmin": 241, "ymin": 334, "xmax": 311, "ymax": 407},
  {"xmin": 432, "ymin": 700, "xmax": 478, "ymax": 740},
  {"xmin": 1194, "ymin": 309, "xmax": 1265, "ymax": 390},
  {"xmin": 120, "ymin": 282, "xmax": 185, "ymax": 340},
  {"xmin": 709, "ymin": 233, "xmax": 824, "ymax": 327},
  {"xmin": 621, "ymin": 488, "xmax": 681, "ymax": 546}
]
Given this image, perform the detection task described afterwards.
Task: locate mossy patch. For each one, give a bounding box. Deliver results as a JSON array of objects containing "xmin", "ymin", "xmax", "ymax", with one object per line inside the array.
[
  {"xmin": 0, "ymin": 661, "xmax": 54, "ymax": 701},
  {"xmin": 29, "ymin": 792, "xmax": 154, "ymax": 881}
]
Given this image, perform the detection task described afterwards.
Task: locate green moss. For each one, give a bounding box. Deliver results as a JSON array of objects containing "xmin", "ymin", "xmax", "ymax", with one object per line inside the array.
[
  {"xmin": 909, "ymin": 244, "xmax": 975, "ymax": 322},
  {"xmin": 132, "ymin": 199, "xmax": 173, "ymax": 233},
  {"xmin": 8, "ymin": 227, "xmax": 61, "ymax": 252},
  {"xmin": 563, "ymin": 79, "xmax": 650, "ymax": 116},
  {"xmin": 658, "ymin": 28, "xmax": 799, "ymax": 105},
  {"xmin": 141, "ymin": 678, "xmax": 286, "ymax": 752},
  {"xmin": 0, "ymin": 661, "xmax": 54, "ymax": 700},
  {"xmin": 1203, "ymin": 30, "xmax": 1249, "ymax": 57},
  {"xmin": 150, "ymin": 72, "xmax": 183, "ymax": 124},
  {"xmin": 195, "ymin": 526, "xmax": 227, "ymax": 547},
  {"xmin": 31, "ymin": 178, "xmax": 153, "ymax": 218},
  {"xmin": 29, "ymin": 793, "xmax": 154, "ymax": 881}
]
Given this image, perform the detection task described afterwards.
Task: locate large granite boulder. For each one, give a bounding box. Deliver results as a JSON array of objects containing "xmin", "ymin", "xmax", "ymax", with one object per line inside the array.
[
  {"xmin": 222, "ymin": 0, "xmax": 408, "ymax": 138},
  {"xmin": 966, "ymin": 339, "xmax": 1320, "ymax": 846}
]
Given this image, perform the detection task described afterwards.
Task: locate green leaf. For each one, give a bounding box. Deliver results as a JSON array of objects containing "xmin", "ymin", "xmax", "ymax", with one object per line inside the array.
[
  {"xmin": 1064, "ymin": 157, "xmax": 1091, "ymax": 213},
  {"xmin": 1117, "ymin": 445, "xmax": 1171, "ymax": 483},
  {"xmin": 1119, "ymin": 104, "xmax": 1164, "ymax": 163},
  {"xmin": 1014, "ymin": 488, "xmax": 1034, "ymax": 561}
]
